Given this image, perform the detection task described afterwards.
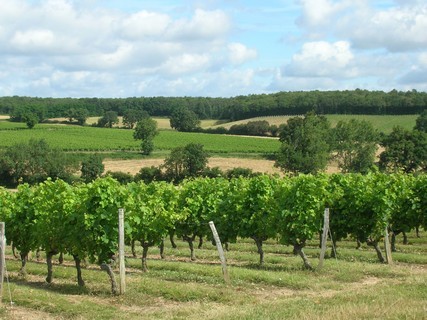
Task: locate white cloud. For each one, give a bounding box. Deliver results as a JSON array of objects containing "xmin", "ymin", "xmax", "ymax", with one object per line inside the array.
[
  {"xmin": 160, "ymin": 53, "xmax": 211, "ymax": 75},
  {"xmin": 0, "ymin": 1, "xmax": 250, "ymax": 96},
  {"xmin": 297, "ymin": 0, "xmax": 351, "ymax": 28},
  {"xmin": 284, "ymin": 41, "xmax": 356, "ymax": 78},
  {"xmin": 166, "ymin": 9, "xmax": 231, "ymax": 42},
  {"xmin": 348, "ymin": 4, "xmax": 427, "ymax": 51},
  {"xmin": 119, "ymin": 11, "xmax": 171, "ymax": 39},
  {"xmin": 228, "ymin": 43, "xmax": 257, "ymax": 65},
  {"xmin": 1, "ymin": 0, "xmax": 426, "ymax": 97},
  {"xmin": 11, "ymin": 29, "xmax": 56, "ymax": 52},
  {"xmin": 297, "ymin": 0, "xmax": 427, "ymax": 52}
]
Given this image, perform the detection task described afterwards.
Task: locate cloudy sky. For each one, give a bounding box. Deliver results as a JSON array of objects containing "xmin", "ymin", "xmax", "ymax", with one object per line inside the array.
[{"xmin": 1, "ymin": 0, "xmax": 426, "ymax": 98}]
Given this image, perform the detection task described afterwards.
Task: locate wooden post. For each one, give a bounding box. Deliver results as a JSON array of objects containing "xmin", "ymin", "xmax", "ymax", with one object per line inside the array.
[
  {"xmin": 208, "ymin": 221, "xmax": 230, "ymax": 284},
  {"xmin": 318, "ymin": 208, "xmax": 330, "ymax": 270},
  {"xmin": 118, "ymin": 209, "xmax": 126, "ymax": 294},
  {"xmin": 384, "ymin": 225, "xmax": 393, "ymax": 265},
  {"xmin": 0, "ymin": 222, "xmax": 5, "ymax": 303}
]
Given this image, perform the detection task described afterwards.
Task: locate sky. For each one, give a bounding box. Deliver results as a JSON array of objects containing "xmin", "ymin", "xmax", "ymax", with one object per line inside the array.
[{"xmin": 0, "ymin": 0, "xmax": 426, "ymax": 98}]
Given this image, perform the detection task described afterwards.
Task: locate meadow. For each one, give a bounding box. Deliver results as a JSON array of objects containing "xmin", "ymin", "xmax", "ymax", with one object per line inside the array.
[
  {"xmin": 0, "ymin": 231, "xmax": 426, "ymax": 319},
  {"xmin": 210, "ymin": 114, "xmax": 418, "ymax": 134}
]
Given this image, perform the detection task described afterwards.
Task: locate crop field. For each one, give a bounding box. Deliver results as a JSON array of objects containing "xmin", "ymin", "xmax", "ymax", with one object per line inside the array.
[
  {"xmin": 1, "ymin": 231, "xmax": 426, "ymax": 320},
  {"xmin": 0, "ymin": 123, "xmax": 279, "ymax": 154},
  {"xmin": 0, "ymin": 113, "xmax": 418, "ymax": 155},
  {"xmin": 48, "ymin": 117, "xmax": 221, "ymax": 130},
  {"xmin": 212, "ymin": 114, "xmax": 418, "ymax": 134}
]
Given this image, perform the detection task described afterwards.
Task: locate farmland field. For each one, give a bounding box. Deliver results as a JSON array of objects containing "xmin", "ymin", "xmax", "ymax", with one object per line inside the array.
[
  {"xmin": 0, "ymin": 113, "xmax": 419, "ymax": 154},
  {"xmin": 1, "ymin": 231, "xmax": 426, "ymax": 319},
  {"xmin": 0, "ymin": 123, "xmax": 279, "ymax": 154},
  {"xmin": 211, "ymin": 114, "xmax": 418, "ymax": 134}
]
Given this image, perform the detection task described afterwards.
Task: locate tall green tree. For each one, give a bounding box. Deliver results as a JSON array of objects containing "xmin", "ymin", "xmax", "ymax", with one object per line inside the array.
[
  {"xmin": 81, "ymin": 154, "xmax": 104, "ymax": 182},
  {"xmin": 275, "ymin": 112, "xmax": 331, "ymax": 174},
  {"xmin": 414, "ymin": 110, "xmax": 427, "ymax": 133},
  {"xmin": 74, "ymin": 108, "xmax": 89, "ymax": 125},
  {"xmin": 133, "ymin": 117, "xmax": 158, "ymax": 155},
  {"xmin": 0, "ymin": 139, "xmax": 77, "ymax": 186},
  {"xmin": 169, "ymin": 107, "xmax": 200, "ymax": 132},
  {"xmin": 162, "ymin": 143, "xmax": 209, "ymax": 181},
  {"xmin": 331, "ymin": 119, "xmax": 379, "ymax": 173},
  {"xmin": 123, "ymin": 109, "xmax": 149, "ymax": 129},
  {"xmin": 23, "ymin": 113, "xmax": 38, "ymax": 129},
  {"xmin": 66, "ymin": 108, "xmax": 88, "ymax": 125},
  {"xmin": 379, "ymin": 126, "xmax": 427, "ymax": 173},
  {"xmin": 97, "ymin": 111, "xmax": 119, "ymax": 128}
]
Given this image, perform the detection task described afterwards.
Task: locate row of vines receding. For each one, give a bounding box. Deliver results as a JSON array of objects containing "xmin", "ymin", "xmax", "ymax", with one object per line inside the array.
[{"xmin": 0, "ymin": 173, "xmax": 425, "ymax": 293}]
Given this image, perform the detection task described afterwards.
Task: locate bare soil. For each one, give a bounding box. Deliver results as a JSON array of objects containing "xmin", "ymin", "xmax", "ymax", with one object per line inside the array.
[
  {"xmin": 103, "ymin": 157, "xmax": 340, "ymax": 176},
  {"xmin": 103, "ymin": 157, "xmax": 283, "ymax": 176}
]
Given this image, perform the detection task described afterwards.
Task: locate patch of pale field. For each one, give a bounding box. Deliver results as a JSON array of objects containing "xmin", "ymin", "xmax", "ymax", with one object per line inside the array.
[
  {"xmin": 209, "ymin": 116, "xmax": 292, "ymax": 129},
  {"xmin": 103, "ymin": 157, "xmax": 341, "ymax": 175},
  {"xmin": 0, "ymin": 115, "xmax": 10, "ymax": 120}
]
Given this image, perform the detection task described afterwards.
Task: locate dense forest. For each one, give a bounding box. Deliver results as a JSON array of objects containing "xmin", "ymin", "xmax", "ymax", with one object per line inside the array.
[{"xmin": 1, "ymin": 89, "xmax": 426, "ymax": 122}]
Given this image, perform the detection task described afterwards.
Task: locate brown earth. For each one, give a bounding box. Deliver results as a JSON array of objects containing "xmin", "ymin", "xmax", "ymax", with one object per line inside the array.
[{"xmin": 103, "ymin": 157, "xmax": 341, "ymax": 175}]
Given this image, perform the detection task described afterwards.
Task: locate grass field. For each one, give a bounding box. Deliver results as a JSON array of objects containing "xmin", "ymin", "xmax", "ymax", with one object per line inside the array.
[
  {"xmin": 1, "ymin": 231, "xmax": 426, "ymax": 319},
  {"xmin": 210, "ymin": 114, "xmax": 418, "ymax": 134}
]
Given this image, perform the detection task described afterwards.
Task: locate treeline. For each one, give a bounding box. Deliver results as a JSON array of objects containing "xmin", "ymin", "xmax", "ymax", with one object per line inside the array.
[{"xmin": 1, "ymin": 89, "xmax": 426, "ymax": 121}]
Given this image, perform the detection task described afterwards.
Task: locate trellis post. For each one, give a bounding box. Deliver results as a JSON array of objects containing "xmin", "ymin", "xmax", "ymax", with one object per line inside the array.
[
  {"xmin": 118, "ymin": 209, "xmax": 126, "ymax": 294},
  {"xmin": 209, "ymin": 221, "xmax": 230, "ymax": 284}
]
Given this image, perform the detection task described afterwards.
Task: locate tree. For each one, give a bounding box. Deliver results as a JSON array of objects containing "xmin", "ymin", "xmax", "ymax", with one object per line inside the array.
[
  {"xmin": 123, "ymin": 109, "xmax": 149, "ymax": 129},
  {"xmin": 133, "ymin": 117, "xmax": 158, "ymax": 155},
  {"xmin": 275, "ymin": 112, "xmax": 331, "ymax": 174},
  {"xmin": 97, "ymin": 111, "xmax": 119, "ymax": 128},
  {"xmin": 414, "ymin": 110, "xmax": 427, "ymax": 133},
  {"xmin": 74, "ymin": 108, "xmax": 89, "ymax": 125},
  {"xmin": 169, "ymin": 107, "xmax": 200, "ymax": 132},
  {"xmin": 0, "ymin": 139, "xmax": 78, "ymax": 186},
  {"xmin": 379, "ymin": 126, "xmax": 427, "ymax": 173},
  {"xmin": 65, "ymin": 108, "xmax": 76, "ymax": 122},
  {"xmin": 331, "ymin": 119, "xmax": 379, "ymax": 173},
  {"xmin": 66, "ymin": 108, "xmax": 89, "ymax": 125},
  {"xmin": 134, "ymin": 166, "xmax": 163, "ymax": 183},
  {"xmin": 81, "ymin": 154, "xmax": 104, "ymax": 182},
  {"xmin": 23, "ymin": 113, "xmax": 38, "ymax": 129},
  {"xmin": 162, "ymin": 143, "xmax": 209, "ymax": 181}
]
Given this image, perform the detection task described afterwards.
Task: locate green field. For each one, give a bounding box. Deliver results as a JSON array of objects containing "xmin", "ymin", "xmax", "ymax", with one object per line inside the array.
[
  {"xmin": 213, "ymin": 114, "xmax": 418, "ymax": 134},
  {"xmin": 1, "ymin": 231, "xmax": 426, "ymax": 319},
  {"xmin": 0, "ymin": 113, "xmax": 419, "ymax": 155},
  {"xmin": 0, "ymin": 122, "xmax": 279, "ymax": 155}
]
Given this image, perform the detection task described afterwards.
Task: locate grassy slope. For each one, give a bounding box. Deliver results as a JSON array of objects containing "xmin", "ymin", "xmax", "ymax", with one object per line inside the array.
[
  {"xmin": 210, "ymin": 115, "xmax": 418, "ymax": 134},
  {"xmin": 1, "ymin": 231, "xmax": 426, "ymax": 319},
  {"xmin": 0, "ymin": 122, "xmax": 279, "ymax": 154},
  {"xmin": 0, "ymin": 114, "xmax": 417, "ymax": 154}
]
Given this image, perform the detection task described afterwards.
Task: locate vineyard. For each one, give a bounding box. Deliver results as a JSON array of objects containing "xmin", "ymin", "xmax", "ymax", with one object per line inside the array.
[
  {"xmin": 0, "ymin": 124, "xmax": 279, "ymax": 154},
  {"xmin": 1, "ymin": 173, "xmax": 425, "ymax": 278}
]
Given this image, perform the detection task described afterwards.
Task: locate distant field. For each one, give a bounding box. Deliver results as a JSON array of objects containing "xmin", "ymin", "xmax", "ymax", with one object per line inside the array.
[
  {"xmin": 0, "ymin": 122, "xmax": 279, "ymax": 154},
  {"xmin": 211, "ymin": 114, "xmax": 418, "ymax": 134},
  {"xmin": 0, "ymin": 114, "xmax": 418, "ymax": 154},
  {"xmin": 50, "ymin": 117, "xmax": 219, "ymax": 130}
]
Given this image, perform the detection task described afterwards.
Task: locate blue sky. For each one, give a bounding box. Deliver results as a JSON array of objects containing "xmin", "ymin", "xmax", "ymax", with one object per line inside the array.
[{"xmin": 1, "ymin": 0, "xmax": 426, "ymax": 97}]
